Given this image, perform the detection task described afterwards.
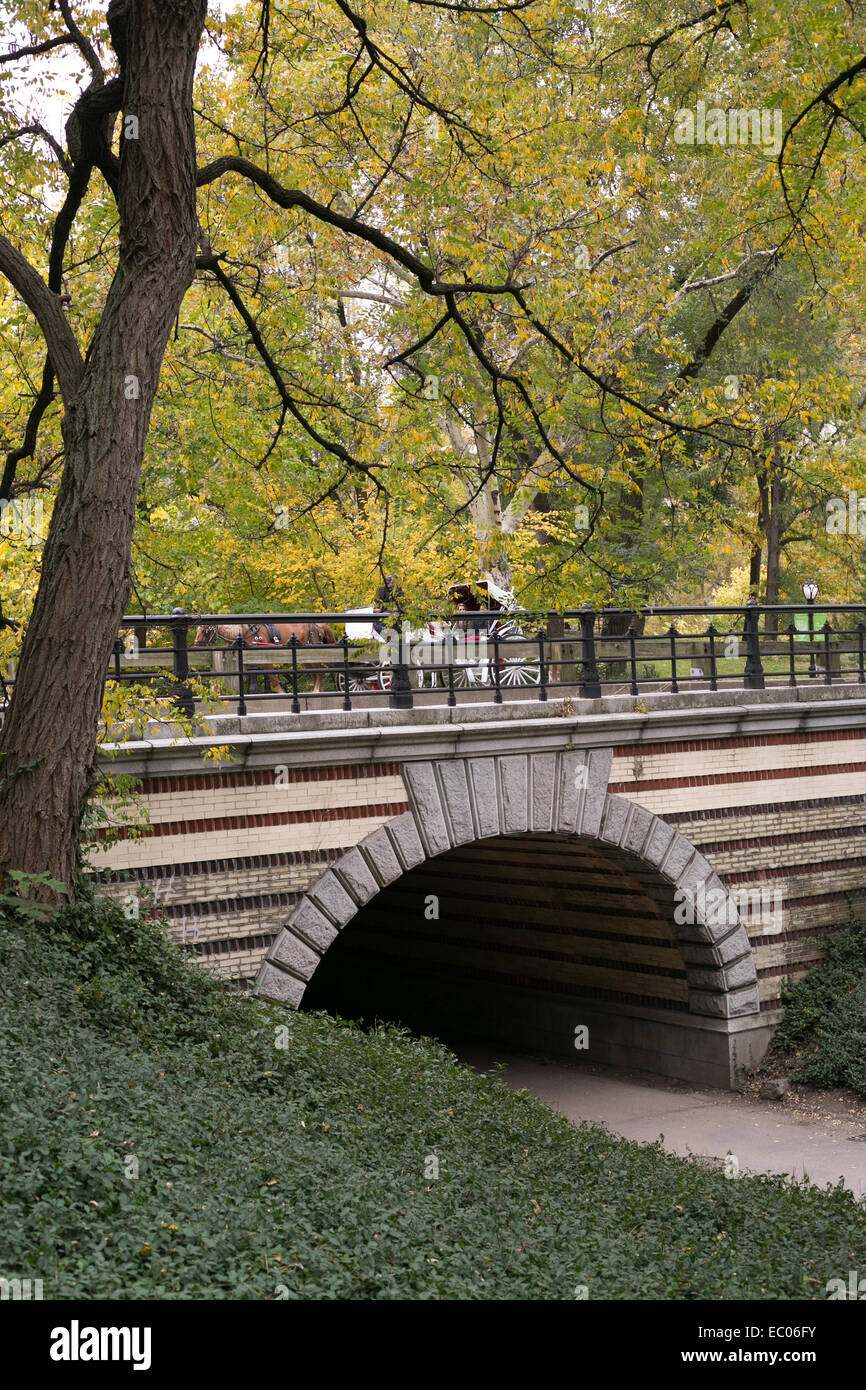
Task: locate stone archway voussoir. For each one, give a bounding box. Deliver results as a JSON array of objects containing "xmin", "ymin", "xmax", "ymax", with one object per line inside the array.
[
  {"xmin": 401, "ymin": 763, "xmax": 451, "ymax": 856},
  {"xmin": 305, "ymin": 870, "xmax": 357, "ymax": 928},
  {"xmin": 255, "ymin": 746, "xmax": 762, "ymax": 1023},
  {"xmin": 331, "ymin": 846, "xmax": 380, "ymax": 908},
  {"xmin": 385, "ymin": 810, "xmax": 426, "ymax": 870},
  {"xmin": 436, "ymin": 760, "xmax": 476, "ymax": 845}
]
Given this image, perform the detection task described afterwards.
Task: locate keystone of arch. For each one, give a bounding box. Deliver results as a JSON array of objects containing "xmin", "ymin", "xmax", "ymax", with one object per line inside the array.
[{"xmin": 256, "ymin": 749, "xmax": 759, "ymax": 1019}]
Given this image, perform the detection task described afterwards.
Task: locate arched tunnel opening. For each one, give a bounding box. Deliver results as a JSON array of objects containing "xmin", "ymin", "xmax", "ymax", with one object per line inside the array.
[{"xmin": 301, "ymin": 832, "xmax": 700, "ymax": 1073}]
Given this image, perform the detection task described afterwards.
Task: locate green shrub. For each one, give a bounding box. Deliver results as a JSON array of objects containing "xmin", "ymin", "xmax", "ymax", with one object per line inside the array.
[
  {"xmin": 768, "ymin": 917, "xmax": 866, "ymax": 1095},
  {"xmin": 1, "ymin": 890, "xmax": 865, "ymax": 1299}
]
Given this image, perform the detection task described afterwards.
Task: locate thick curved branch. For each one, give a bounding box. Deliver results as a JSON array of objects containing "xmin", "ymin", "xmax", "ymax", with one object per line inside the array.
[
  {"xmin": 0, "ymin": 358, "xmax": 57, "ymax": 500},
  {"xmin": 64, "ymin": 77, "xmax": 122, "ymax": 190},
  {"xmin": 0, "ymin": 123, "xmax": 72, "ymax": 175},
  {"xmin": 0, "ymin": 34, "xmax": 74, "ymax": 64},
  {"xmin": 0, "ymin": 240, "xmax": 83, "ymax": 406},
  {"xmin": 678, "ymin": 256, "xmax": 778, "ymax": 380},
  {"xmin": 58, "ymin": 0, "xmax": 105, "ymax": 84},
  {"xmin": 778, "ymin": 54, "xmax": 866, "ymax": 221},
  {"xmin": 196, "ymin": 157, "xmax": 519, "ymax": 295}
]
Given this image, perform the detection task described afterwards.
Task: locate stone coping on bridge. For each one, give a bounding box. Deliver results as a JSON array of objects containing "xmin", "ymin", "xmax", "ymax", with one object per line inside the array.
[{"xmin": 97, "ymin": 684, "xmax": 866, "ymax": 775}]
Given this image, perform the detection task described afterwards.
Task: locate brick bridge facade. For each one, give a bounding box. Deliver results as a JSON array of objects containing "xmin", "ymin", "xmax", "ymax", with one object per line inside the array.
[{"xmin": 91, "ymin": 686, "xmax": 866, "ymax": 1088}]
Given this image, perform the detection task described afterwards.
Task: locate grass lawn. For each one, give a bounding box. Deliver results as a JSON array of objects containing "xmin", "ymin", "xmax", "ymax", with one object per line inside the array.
[{"xmin": 1, "ymin": 892, "xmax": 864, "ymax": 1300}]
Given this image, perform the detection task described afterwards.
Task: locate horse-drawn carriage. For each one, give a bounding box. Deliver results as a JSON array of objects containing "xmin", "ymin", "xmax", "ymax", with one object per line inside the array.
[
  {"xmin": 335, "ymin": 586, "xmax": 542, "ymax": 693},
  {"xmin": 192, "ymin": 582, "xmax": 542, "ymax": 696}
]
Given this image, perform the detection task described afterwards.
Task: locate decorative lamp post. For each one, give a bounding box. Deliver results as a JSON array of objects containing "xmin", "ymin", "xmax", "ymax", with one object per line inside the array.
[{"xmin": 803, "ymin": 579, "xmax": 818, "ymax": 679}]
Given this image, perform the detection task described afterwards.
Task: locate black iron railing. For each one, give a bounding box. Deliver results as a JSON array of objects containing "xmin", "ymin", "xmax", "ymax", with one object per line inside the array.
[{"xmin": 2, "ymin": 602, "xmax": 865, "ymax": 718}]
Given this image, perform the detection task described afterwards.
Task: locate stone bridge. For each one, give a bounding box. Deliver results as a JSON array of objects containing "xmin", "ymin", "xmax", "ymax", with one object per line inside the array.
[{"xmin": 91, "ymin": 684, "xmax": 866, "ymax": 1088}]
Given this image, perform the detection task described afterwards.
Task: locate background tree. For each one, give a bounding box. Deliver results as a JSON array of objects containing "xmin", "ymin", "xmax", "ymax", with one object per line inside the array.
[{"xmin": 0, "ymin": 0, "xmax": 863, "ymax": 895}]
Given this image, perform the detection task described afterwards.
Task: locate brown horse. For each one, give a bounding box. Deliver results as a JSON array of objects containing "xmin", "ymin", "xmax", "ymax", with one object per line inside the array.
[{"xmin": 193, "ymin": 621, "xmax": 336, "ymax": 694}]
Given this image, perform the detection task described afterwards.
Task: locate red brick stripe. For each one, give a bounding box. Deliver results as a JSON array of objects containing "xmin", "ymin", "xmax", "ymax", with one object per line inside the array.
[
  {"xmin": 92, "ymin": 801, "xmax": 410, "ymax": 842},
  {"xmin": 615, "ymin": 729, "xmax": 866, "ymax": 758},
  {"xmin": 759, "ymin": 961, "xmax": 823, "ymax": 980},
  {"xmin": 667, "ymin": 793, "xmax": 866, "ymax": 825},
  {"xmin": 609, "ymin": 761, "xmax": 866, "ymax": 795},
  {"xmin": 681, "ymin": 823, "xmax": 866, "ymax": 857},
  {"xmin": 100, "ymin": 762, "xmax": 403, "ymax": 798},
  {"xmin": 720, "ymin": 857, "xmax": 866, "ymax": 885},
  {"xmin": 86, "ymin": 847, "xmax": 345, "ymax": 883}
]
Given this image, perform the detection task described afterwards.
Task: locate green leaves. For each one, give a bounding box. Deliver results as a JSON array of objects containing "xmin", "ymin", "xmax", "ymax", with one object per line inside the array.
[
  {"xmin": 2, "ymin": 891, "xmax": 865, "ymax": 1298},
  {"xmin": 769, "ymin": 917, "xmax": 866, "ymax": 1095},
  {"xmin": 0, "ymin": 868, "xmax": 67, "ymax": 922}
]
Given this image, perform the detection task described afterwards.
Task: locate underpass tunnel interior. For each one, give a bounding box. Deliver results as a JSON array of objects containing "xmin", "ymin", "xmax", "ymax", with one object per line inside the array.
[{"xmin": 301, "ymin": 833, "xmax": 702, "ymax": 1075}]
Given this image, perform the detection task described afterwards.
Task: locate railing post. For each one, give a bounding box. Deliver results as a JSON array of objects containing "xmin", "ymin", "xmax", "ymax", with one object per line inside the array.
[
  {"xmin": 743, "ymin": 600, "xmax": 765, "ymax": 690},
  {"xmin": 492, "ymin": 627, "xmax": 503, "ymax": 704},
  {"xmin": 536, "ymin": 628, "xmax": 548, "ymax": 702},
  {"xmin": 706, "ymin": 623, "xmax": 718, "ymax": 692},
  {"xmin": 547, "ymin": 610, "xmax": 563, "ymax": 685},
  {"xmin": 233, "ymin": 635, "xmax": 247, "ymax": 716},
  {"xmin": 340, "ymin": 635, "xmax": 352, "ymax": 711},
  {"xmin": 446, "ymin": 654, "xmax": 456, "ymax": 707},
  {"xmin": 786, "ymin": 622, "xmax": 797, "ymax": 688},
  {"xmin": 289, "ymin": 633, "xmax": 301, "ymax": 714},
  {"xmin": 822, "ymin": 621, "xmax": 833, "ymax": 685},
  {"xmin": 668, "ymin": 624, "xmax": 679, "ymax": 693},
  {"xmin": 388, "ymin": 626, "xmax": 413, "ymax": 709},
  {"xmin": 112, "ymin": 638, "xmax": 123, "ymax": 681},
  {"xmin": 170, "ymin": 607, "xmax": 194, "ymax": 718},
  {"xmin": 578, "ymin": 608, "xmax": 601, "ymax": 699},
  {"xmin": 626, "ymin": 623, "xmax": 638, "ymax": 695},
  {"xmin": 858, "ymin": 621, "xmax": 865, "ymax": 685}
]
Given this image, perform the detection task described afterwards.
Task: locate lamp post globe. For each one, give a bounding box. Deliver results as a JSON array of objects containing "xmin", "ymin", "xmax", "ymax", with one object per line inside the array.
[{"xmin": 802, "ymin": 580, "xmax": 818, "ymax": 678}]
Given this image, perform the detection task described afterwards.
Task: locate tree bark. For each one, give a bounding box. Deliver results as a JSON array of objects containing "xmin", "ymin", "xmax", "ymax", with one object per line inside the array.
[
  {"xmin": 748, "ymin": 541, "xmax": 762, "ymax": 593},
  {"xmin": 755, "ymin": 439, "xmax": 784, "ymax": 637},
  {"xmin": 763, "ymin": 443, "xmax": 784, "ymax": 636},
  {"xmin": 0, "ymin": 0, "xmax": 207, "ymax": 894}
]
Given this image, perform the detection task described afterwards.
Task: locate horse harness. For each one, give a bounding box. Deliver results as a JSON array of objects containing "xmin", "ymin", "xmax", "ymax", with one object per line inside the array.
[
  {"xmin": 201, "ymin": 622, "xmax": 329, "ymax": 648},
  {"xmin": 246, "ymin": 622, "xmax": 283, "ymax": 646}
]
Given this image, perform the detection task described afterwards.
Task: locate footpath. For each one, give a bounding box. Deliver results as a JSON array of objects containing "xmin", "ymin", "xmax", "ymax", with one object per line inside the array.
[{"xmin": 459, "ymin": 1049, "xmax": 866, "ymax": 1195}]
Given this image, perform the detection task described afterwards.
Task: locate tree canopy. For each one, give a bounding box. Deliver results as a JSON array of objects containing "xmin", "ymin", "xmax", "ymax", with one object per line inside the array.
[{"xmin": 0, "ymin": 0, "xmax": 864, "ymax": 887}]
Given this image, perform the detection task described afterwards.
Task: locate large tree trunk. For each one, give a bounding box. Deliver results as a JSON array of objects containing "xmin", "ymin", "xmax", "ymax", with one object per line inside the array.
[
  {"xmin": 763, "ymin": 444, "xmax": 784, "ymax": 637},
  {"xmin": 748, "ymin": 541, "xmax": 762, "ymax": 593},
  {"xmin": 755, "ymin": 440, "xmax": 784, "ymax": 637},
  {"xmin": 0, "ymin": 0, "xmax": 207, "ymax": 894}
]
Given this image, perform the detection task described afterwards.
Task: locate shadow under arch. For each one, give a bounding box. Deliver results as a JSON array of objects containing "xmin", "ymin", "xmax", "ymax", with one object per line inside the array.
[{"xmin": 256, "ymin": 750, "xmax": 769, "ymax": 1088}]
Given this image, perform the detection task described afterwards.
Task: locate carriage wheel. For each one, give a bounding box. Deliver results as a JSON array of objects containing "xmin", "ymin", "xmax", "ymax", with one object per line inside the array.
[
  {"xmin": 452, "ymin": 662, "xmax": 489, "ymax": 688},
  {"xmin": 498, "ymin": 656, "xmax": 542, "ymax": 686},
  {"xmin": 335, "ymin": 669, "xmax": 376, "ymax": 694}
]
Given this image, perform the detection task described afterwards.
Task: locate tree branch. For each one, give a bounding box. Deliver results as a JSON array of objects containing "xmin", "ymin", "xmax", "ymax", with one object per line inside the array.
[
  {"xmin": 200, "ymin": 255, "xmax": 382, "ymax": 486},
  {"xmin": 0, "ymin": 123, "xmax": 72, "ymax": 175},
  {"xmin": 778, "ymin": 53, "xmax": 866, "ymax": 220},
  {"xmin": 196, "ymin": 156, "xmax": 521, "ymax": 295},
  {"xmin": 0, "ymin": 34, "xmax": 74, "ymax": 64},
  {"xmin": 0, "ymin": 240, "xmax": 83, "ymax": 406},
  {"xmin": 57, "ymin": 0, "xmax": 105, "ymax": 85},
  {"xmin": 0, "ymin": 358, "xmax": 57, "ymax": 500}
]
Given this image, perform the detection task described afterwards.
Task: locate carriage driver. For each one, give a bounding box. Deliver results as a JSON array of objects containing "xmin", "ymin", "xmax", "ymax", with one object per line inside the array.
[
  {"xmin": 447, "ymin": 581, "xmax": 490, "ymax": 648},
  {"xmin": 448, "ymin": 576, "xmax": 514, "ymax": 627},
  {"xmin": 372, "ymin": 574, "xmax": 405, "ymax": 636}
]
